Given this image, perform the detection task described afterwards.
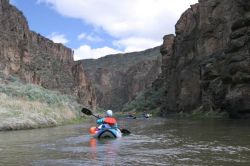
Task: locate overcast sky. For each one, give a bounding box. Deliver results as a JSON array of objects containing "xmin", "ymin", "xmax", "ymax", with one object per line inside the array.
[{"xmin": 11, "ymin": 0, "xmax": 198, "ymax": 60}]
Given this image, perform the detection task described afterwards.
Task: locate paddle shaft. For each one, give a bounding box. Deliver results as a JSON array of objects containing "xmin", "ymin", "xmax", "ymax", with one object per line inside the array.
[{"xmin": 91, "ymin": 114, "xmax": 100, "ymax": 119}]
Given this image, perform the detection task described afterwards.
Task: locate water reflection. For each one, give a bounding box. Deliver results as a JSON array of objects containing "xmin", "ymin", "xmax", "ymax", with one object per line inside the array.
[{"xmin": 88, "ymin": 137, "xmax": 120, "ymax": 165}]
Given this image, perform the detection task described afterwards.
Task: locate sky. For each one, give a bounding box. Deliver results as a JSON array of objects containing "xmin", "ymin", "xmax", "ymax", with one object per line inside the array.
[{"xmin": 10, "ymin": 0, "xmax": 198, "ymax": 60}]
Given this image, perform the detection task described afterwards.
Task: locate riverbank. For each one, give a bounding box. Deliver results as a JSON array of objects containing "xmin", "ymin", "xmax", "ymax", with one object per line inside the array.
[
  {"xmin": 0, "ymin": 74, "xmax": 230, "ymax": 132},
  {"xmin": 0, "ymin": 75, "xmax": 83, "ymax": 131},
  {"xmin": 118, "ymin": 106, "xmax": 229, "ymax": 120}
]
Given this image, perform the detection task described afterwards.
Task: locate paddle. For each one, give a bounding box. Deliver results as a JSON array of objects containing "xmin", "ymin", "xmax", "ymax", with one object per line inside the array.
[{"xmin": 81, "ymin": 108, "xmax": 131, "ymax": 135}]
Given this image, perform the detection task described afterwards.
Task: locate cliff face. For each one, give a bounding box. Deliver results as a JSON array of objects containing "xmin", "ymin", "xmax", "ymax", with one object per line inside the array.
[
  {"xmin": 0, "ymin": 0, "xmax": 96, "ymax": 108},
  {"xmin": 160, "ymin": 0, "xmax": 250, "ymax": 117},
  {"xmin": 72, "ymin": 62, "xmax": 96, "ymax": 108},
  {"xmin": 81, "ymin": 47, "xmax": 161, "ymax": 110}
]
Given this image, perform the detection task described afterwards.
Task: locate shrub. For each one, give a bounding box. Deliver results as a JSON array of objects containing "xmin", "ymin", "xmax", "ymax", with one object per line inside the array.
[
  {"xmin": 122, "ymin": 87, "xmax": 165, "ymax": 114},
  {"xmin": 0, "ymin": 74, "xmax": 82, "ymax": 130}
]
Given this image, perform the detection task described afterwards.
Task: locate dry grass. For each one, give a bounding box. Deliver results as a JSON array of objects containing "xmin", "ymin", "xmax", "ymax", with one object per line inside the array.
[
  {"xmin": 0, "ymin": 75, "xmax": 81, "ymax": 131},
  {"xmin": 0, "ymin": 93, "xmax": 78, "ymax": 130}
]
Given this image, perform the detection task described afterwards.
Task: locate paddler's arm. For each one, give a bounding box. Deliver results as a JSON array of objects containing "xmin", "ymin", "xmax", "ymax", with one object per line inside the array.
[{"xmin": 96, "ymin": 118, "xmax": 105, "ymax": 125}]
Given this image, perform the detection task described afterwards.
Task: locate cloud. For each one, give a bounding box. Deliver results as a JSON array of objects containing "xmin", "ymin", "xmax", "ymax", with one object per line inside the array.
[
  {"xmin": 38, "ymin": 0, "xmax": 198, "ymax": 39},
  {"xmin": 48, "ymin": 32, "xmax": 68, "ymax": 44},
  {"xmin": 77, "ymin": 33, "xmax": 86, "ymax": 40},
  {"xmin": 114, "ymin": 37, "xmax": 162, "ymax": 52},
  {"xmin": 77, "ymin": 33, "xmax": 103, "ymax": 42},
  {"xmin": 10, "ymin": 0, "xmax": 17, "ymax": 5},
  {"xmin": 38, "ymin": 0, "xmax": 198, "ymax": 59},
  {"xmin": 74, "ymin": 45, "xmax": 121, "ymax": 60}
]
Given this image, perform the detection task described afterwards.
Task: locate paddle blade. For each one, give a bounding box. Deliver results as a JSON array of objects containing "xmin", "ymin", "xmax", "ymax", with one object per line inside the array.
[
  {"xmin": 121, "ymin": 129, "xmax": 131, "ymax": 135},
  {"xmin": 81, "ymin": 108, "xmax": 93, "ymax": 116}
]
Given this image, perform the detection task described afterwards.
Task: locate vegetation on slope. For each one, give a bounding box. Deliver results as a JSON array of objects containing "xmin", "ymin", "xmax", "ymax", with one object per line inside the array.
[
  {"xmin": 122, "ymin": 85, "xmax": 228, "ymax": 119},
  {"xmin": 122, "ymin": 86, "xmax": 165, "ymax": 115},
  {"xmin": 0, "ymin": 73, "xmax": 82, "ymax": 131}
]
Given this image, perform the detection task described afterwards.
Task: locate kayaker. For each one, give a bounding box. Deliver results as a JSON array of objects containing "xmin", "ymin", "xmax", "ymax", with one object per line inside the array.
[
  {"xmin": 143, "ymin": 111, "xmax": 152, "ymax": 118},
  {"xmin": 96, "ymin": 110, "xmax": 118, "ymax": 129}
]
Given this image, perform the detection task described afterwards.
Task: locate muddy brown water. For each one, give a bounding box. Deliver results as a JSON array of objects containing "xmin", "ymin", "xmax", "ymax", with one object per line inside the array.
[{"xmin": 0, "ymin": 117, "xmax": 250, "ymax": 165}]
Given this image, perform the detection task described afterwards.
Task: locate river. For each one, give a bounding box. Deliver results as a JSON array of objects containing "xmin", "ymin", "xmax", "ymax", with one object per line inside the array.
[{"xmin": 0, "ymin": 117, "xmax": 250, "ymax": 166}]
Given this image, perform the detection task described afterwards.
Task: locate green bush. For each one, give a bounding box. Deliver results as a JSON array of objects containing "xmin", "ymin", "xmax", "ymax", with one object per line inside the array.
[{"xmin": 122, "ymin": 87, "xmax": 165, "ymax": 114}]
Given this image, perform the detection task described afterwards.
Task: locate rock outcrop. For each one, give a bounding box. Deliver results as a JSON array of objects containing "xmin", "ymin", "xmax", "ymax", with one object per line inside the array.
[
  {"xmin": 80, "ymin": 47, "xmax": 161, "ymax": 110},
  {"xmin": 72, "ymin": 62, "xmax": 96, "ymax": 107},
  {"xmin": 0, "ymin": 0, "xmax": 96, "ymax": 108},
  {"xmin": 159, "ymin": 0, "xmax": 250, "ymax": 117}
]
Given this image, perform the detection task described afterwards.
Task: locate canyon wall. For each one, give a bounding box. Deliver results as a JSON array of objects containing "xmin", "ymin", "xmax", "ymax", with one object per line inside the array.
[
  {"xmin": 160, "ymin": 0, "xmax": 250, "ymax": 117},
  {"xmin": 80, "ymin": 47, "xmax": 161, "ymax": 110},
  {"xmin": 0, "ymin": 0, "xmax": 96, "ymax": 108}
]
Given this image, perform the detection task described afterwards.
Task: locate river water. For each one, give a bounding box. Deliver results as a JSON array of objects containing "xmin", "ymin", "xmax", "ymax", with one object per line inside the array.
[{"xmin": 0, "ymin": 117, "xmax": 250, "ymax": 166}]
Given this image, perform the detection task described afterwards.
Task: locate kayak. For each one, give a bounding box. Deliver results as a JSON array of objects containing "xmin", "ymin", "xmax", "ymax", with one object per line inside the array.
[
  {"xmin": 95, "ymin": 128, "xmax": 122, "ymax": 139},
  {"xmin": 143, "ymin": 113, "xmax": 152, "ymax": 118},
  {"xmin": 89, "ymin": 125, "xmax": 122, "ymax": 139}
]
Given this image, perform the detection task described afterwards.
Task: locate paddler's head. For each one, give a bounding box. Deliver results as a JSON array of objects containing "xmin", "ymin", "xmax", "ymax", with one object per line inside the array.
[{"xmin": 106, "ymin": 110, "xmax": 113, "ymax": 117}]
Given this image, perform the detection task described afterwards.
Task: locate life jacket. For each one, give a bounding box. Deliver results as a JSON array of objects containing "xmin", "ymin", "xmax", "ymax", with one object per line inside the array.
[{"xmin": 104, "ymin": 117, "xmax": 117, "ymax": 126}]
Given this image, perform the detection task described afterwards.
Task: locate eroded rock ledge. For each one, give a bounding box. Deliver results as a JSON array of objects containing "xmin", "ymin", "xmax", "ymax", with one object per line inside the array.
[{"xmin": 159, "ymin": 0, "xmax": 250, "ymax": 118}]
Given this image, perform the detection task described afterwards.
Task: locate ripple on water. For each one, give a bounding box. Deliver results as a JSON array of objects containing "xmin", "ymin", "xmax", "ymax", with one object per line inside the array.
[
  {"xmin": 2, "ymin": 118, "xmax": 250, "ymax": 166},
  {"xmin": 64, "ymin": 136, "xmax": 86, "ymax": 144},
  {"xmin": 33, "ymin": 159, "xmax": 98, "ymax": 166},
  {"xmin": 40, "ymin": 143, "xmax": 56, "ymax": 150},
  {"xmin": 58, "ymin": 146, "xmax": 92, "ymax": 153},
  {"xmin": 185, "ymin": 143, "xmax": 250, "ymax": 153}
]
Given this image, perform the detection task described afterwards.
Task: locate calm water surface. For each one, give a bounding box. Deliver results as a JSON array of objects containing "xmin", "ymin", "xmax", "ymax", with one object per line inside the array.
[{"xmin": 0, "ymin": 118, "xmax": 250, "ymax": 166}]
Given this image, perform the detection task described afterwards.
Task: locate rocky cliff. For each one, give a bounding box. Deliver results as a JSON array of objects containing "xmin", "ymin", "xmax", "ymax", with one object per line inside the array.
[
  {"xmin": 0, "ymin": 0, "xmax": 96, "ymax": 108},
  {"xmin": 80, "ymin": 47, "xmax": 161, "ymax": 110},
  {"xmin": 159, "ymin": 0, "xmax": 250, "ymax": 118}
]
